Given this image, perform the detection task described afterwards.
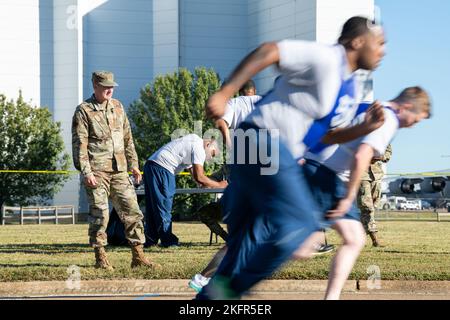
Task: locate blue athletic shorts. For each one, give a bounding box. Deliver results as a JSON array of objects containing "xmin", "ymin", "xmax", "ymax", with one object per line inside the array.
[{"xmin": 303, "ymin": 159, "xmax": 361, "ymax": 229}]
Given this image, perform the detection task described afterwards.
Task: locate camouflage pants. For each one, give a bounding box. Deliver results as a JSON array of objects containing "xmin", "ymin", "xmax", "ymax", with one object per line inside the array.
[
  {"xmin": 357, "ymin": 180, "xmax": 382, "ymax": 234},
  {"xmin": 85, "ymin": 171, "xmax": 145, "ymax": 247}
]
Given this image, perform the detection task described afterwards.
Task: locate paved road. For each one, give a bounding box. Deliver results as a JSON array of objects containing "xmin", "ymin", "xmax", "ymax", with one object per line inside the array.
[
  {"xmin": 1, "ymin": 279, "xmax": 449, "ymax": 300},
  {"xmin": 27, "ymin": 293, "xmax": 449, "ymax": 300}
]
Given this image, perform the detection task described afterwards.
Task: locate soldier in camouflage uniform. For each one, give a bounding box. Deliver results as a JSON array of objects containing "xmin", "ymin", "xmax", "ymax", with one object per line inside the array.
[
  {"xmin": 357, "ymin": 144, "xmax": 392, "ymax": 247},
  {"xmin": 72, "ymin": 71, "xmax": 159, "ymax": 271}
]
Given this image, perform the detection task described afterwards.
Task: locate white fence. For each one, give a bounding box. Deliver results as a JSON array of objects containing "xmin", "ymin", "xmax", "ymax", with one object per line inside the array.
[{"xmin": 1, "ymin": 205, "xmax": 75, "ymax": 225}]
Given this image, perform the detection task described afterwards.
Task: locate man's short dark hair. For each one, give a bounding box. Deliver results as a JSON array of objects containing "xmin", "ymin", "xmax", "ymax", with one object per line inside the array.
[
  {"xmin": 239, "ymin": 80, "xmax": 256, "ymax": 95},
  {"xmin": 338, "ymin": 16, "xmax": 380, "ymax": 48}
]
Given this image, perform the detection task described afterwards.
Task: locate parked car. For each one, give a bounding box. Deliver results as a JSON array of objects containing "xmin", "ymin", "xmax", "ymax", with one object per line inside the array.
[
  {"xmin": 398, "ymin": 202, "xmax": 408, "ymax": 210},
  {"xmin": 399, "ymin": 200, "xmax": 420, "ymax": 210},
  {"xmin": 409, "ymin": 201, "xmax": 421, "ymax": 210}
]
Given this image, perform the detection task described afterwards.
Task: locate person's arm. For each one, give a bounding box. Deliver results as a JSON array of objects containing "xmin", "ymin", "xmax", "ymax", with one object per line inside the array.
[
  {"xmin": 122, "ymin": 108, "xmax": 141, "ymax": 184},
  {"xmin": 206, "ymin": 42, "xmax": 280, "ymax": 119},
  {"xmin": 321, "ymin": 101, "xmax": 385, "ymax": 145},
  {"xmin": 72, "ymin": 109, "xmax": 97, "ymax": 187},
  {"xmin": 215, "ymin": 119, "xmax": 231, "ymax": 149},
  {"xmin": 327, "ymin": 144, "xmax": 374, "ymax": 218},
  {"xmin": 191, "ymin": 164, "xmax": 228, "ymax": 189}
]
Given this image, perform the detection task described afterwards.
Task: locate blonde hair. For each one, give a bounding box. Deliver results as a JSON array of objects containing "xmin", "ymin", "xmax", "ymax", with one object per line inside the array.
[{"xmin": 392, "ymin": 86, "xmax": 432, "ymax": 118}]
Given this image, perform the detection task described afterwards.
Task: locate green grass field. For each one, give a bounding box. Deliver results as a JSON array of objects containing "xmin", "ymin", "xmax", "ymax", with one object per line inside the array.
[{"xmin": 0, "ymin": 220, "xmax": 449, "ymax": 282}]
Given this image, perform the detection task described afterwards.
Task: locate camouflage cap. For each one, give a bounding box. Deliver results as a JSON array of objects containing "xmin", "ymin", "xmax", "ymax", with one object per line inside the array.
[{"xmin": 92, "ymin": 71, "xmax": 118, "ymax": 87}]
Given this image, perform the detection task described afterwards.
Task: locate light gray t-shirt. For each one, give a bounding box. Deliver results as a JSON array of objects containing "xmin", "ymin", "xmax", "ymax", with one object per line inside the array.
[
  {"xmin": 305, "ymin": 106, "xmax": 399, "ymax": 182},
  {"xmin": 245, "ymin": 40, "xmax": 359, "ymax": 159},
  {"xmin": 149, "ymin": 134, "xmax": 206, "ymax": 175},
  {"xmin": 222, "ymin": 95, "xmax": 262, "ymax": 129}
]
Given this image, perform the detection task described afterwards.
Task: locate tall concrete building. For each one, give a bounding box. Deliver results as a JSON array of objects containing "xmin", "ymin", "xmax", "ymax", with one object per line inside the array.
[{"xmin": 0, "ymin": 0, "xmax": 374, "ymax": 212}]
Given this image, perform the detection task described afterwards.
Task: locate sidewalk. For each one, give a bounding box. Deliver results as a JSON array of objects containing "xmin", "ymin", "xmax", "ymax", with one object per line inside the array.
[{"xmin": 0, "ymin": 279, "xmax": 449, "ymax": 300}]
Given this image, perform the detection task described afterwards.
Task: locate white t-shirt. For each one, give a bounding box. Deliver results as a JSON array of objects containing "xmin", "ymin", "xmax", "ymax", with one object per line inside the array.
[
  {"xmin": 305, "ymin": 106, "xmax": 399, "ymax": 182},
  {"xmin": 149, "ymin": 134, "xmax": 206, "ymax": 175},
  {"xmin": 245, "ymin": 40, "xmax": 359, "ymax": 159},
  {"xmin": 222, "ymin": 95, "xmax": 262, "ymax": 129}
]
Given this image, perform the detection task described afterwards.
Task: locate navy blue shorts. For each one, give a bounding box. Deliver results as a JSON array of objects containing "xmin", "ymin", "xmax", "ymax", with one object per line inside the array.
[{"xmin": 303, "ymin": 159, "xmax": 361, "ymax": 229}]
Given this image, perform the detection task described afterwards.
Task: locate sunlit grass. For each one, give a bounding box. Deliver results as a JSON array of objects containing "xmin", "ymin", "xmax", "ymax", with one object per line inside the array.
[{"xmin": 0, "ymin": 220, "xmax": 449, "ymax": 282}]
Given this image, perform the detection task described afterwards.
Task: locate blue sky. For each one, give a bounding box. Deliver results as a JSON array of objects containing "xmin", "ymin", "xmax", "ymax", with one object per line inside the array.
[{"xmin": 374, "ymin": 0, "xmax": 450, "ymax": 174}]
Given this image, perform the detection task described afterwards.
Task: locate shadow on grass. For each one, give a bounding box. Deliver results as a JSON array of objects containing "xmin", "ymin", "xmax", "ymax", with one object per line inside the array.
[
  {"xmin": 0, "ymin": 243, "xmax": 92, "ymax": 255},
  {"xmin": 376, "ymin": 219, "xmax": 450, "ymax": 223},
  {"xmin": 378, "ymin": 249, "xmax": 450, "ymax": 255},
  {"xmin": 110, "ymin": 242, "xmax": 223, "ymax": 249},
  {"xmin": 0, "ymin": 263, "xmax": 91, "ymax": 268},
  {"xmin": 0, "ymin": 242, "xmax": 222, "ymax": 256}
]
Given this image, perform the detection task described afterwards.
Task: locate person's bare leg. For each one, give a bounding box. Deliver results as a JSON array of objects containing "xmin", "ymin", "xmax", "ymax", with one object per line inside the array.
[
  {"xmin": 292, "ymin": 231, "xmax": 325, "ymax": 260},
  {"xmin": 201, "ymin": 246, "xmax": 228, "ymax": 278},
  {"xmin": 324, "ymin": 220, "xmax": 366, "ymax": 300}
]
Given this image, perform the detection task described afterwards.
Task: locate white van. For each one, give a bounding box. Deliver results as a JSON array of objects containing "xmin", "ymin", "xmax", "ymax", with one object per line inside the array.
[
  {"xmin": 398, "ymin": 200, "xmax": 422, "ymax": 211},
  {"xmin": 381, "ymin": 196, "xmax": 407, "ymax": 210}
]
